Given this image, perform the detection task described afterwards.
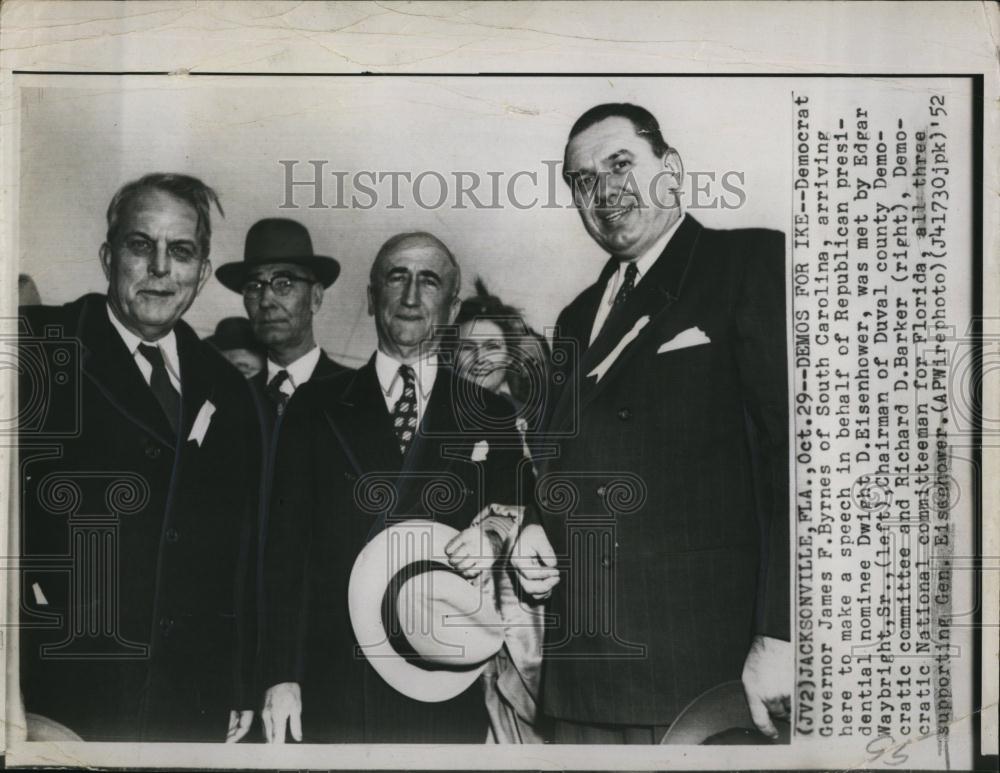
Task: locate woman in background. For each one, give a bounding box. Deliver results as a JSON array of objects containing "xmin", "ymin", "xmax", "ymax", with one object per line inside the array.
[
  {"xmin": 454, "ymin": 279, "xmax": 551, "ymax": 436},
  {"xmin": 453, "ymin": 278, "xmax": 550, "ymax": 744}
]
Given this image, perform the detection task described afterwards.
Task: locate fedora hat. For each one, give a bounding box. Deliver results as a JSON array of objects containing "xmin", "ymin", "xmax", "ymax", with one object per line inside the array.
[
  {"xmin": 348, "ymin": 520, "xmax": 505, "ymax": 703},
  {"xmin": 215, "ymin": 218, "xmax": 340, "ymax": 292},
  {"xmin": 660, "ymin": 680, "xmax": 791, "ymax": 745}
]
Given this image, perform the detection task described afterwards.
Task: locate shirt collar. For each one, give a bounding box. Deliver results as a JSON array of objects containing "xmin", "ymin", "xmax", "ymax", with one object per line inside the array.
[
  {"xmin": 267, "ymin": 346, "xmax": 322, "ymax": 389},
  {"xmin": 106, "ymin": 303, "xmax": 181, "ymax": 380},
  {"xmin": 374, "ymin": 349, "xmax": 438, "ymax": 401}
]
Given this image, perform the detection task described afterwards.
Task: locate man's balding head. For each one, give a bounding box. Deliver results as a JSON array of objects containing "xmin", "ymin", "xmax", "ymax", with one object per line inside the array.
[
  {"xmin": 370, "ymin": 232, "xmax": 461, "ymax": 297},
  {"xmin": 368, "ymin": 231, "xmax": 462, "ymax": 364}
]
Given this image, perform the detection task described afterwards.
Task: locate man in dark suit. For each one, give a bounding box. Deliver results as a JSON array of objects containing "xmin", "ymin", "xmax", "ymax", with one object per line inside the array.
[
  {"xmin": 260, "ymin": 232, "xmax": 528, "ymax": 743},
  {"xmin": 511, "ymin": 103, "xmax": 791, "ymax": 743},
  {"xmin": 215, "ymin": 218, "xmax": 349, "ymax": 430},
  {"xmin": 17, "ymin": 173, "xmax": 259, "ymax": 742}
]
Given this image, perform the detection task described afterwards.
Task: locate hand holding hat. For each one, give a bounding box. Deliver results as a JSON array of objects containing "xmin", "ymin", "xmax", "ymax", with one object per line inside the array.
[{"xmin": 349, "ymin": 520, "xmax": 506, "ymax": 703}]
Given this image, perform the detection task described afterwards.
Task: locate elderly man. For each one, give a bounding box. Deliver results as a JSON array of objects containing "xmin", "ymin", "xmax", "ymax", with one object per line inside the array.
[
  {"xmin": 512, "ymin": 103, "xmax": 791, "ymax": 743},
  {"xmin": 260, "ymin": 232, "xmax": 526, "ymax": 743},
  {"xmin": 215, "ymin": 218, "xmax": 348, "ymax": 427},
  {"xmin": 17, "ymin": 173, "xmax": 259, "ymax": 742}
]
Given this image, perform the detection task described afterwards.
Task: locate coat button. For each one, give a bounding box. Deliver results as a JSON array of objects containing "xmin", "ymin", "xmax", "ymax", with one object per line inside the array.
[
  {"xmin": 165, "ymin": 528, "xmax": 179, "ymax": 543},
  {"xmin": 145, "ymin": 445, "xmax": 161, "ymax": 459},
  {"xmin": 617, "ymin": 407, "xmax": 632, "ymax": 421},
  {"xmin": 159, "ymin": 617, "xmax": 174, "ymax": 636}
]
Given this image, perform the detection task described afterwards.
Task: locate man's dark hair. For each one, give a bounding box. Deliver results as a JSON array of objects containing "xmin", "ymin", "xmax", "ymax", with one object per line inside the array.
[
  {"xmin": 566, "ymin": 102, "xmax": 671, "ymax": 159},
  {"xmin": 455, "ymin": 277, "xmax": 525, "ymax": 340},
  {"xmin": 105, "ymin": 173, "xmax": 224, "ymax": 258}
]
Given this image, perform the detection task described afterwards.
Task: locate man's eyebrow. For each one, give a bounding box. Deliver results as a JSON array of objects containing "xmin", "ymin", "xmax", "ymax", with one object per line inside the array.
[
  {"xmin": 417, "ymin": 269, "xmax": 442, "ymax": 282},
  {"xmin": 605, "ymin": 149, "xmax": 634, "ymax": 163}
]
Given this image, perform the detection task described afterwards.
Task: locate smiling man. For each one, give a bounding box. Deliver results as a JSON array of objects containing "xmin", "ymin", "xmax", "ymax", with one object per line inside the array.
[
  {"xmin": 511, "ymin": 103, "xmax": 792, "ymax": 744},
  {"xmin": 260, "ymin": 232, "xmax": 526, "ymax": 743},
  {"xmin": 17, "ymin": 173, "xmax": 260, "ymax": 742}
]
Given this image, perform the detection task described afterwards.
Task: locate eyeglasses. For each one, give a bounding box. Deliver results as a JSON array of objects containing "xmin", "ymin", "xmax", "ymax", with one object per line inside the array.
[{"xmin": 242, "ymin": 275, "xmax": 313, "ymax": 298}]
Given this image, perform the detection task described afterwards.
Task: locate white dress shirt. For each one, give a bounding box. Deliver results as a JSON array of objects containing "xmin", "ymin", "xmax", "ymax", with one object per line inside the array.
[
  {"xmin": 106, "ymin": 304, "xmax": 182, "ymax": 393},
  {"xmin": 589, "ymin": 212, "xmax": 687, "ymax": 344},
  {"xmin": 266, "ymin": 346, "xmax": 322, "ymax": 398},
  {"xmin": 375, "ymin": 350, "xmax": 438, "ymax": 426}
]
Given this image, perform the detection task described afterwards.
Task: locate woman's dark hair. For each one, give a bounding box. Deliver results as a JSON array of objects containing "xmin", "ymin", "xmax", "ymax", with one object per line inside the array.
[{"xmin": 456, "ymin": 278, "xmax": 524, "ymax": 337}]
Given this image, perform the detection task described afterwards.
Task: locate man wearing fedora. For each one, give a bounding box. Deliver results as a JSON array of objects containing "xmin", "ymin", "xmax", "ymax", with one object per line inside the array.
[
  {"xmin": 17, "ymin": 173, "xmax": 259, "ymax": 742},
  {"xmin": 259, "ymin": 231, "xmax": 528, "ymax": 743},
  {"xmin": 215, "ymin": 218, "xmax": 349, "ymax": 429},
  {"xmin": 512, "ymin": 103, "xmax": 791, "ymax": 744}
]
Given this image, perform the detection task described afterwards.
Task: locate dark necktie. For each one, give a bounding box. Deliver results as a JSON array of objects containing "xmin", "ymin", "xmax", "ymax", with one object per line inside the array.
[
  {"xmin": 266, "ymin": 370, "xmax": 290, "ymax": 416},
  {"xmin": 137, "ymin": 343, "xmax": 180, "ymax": 435},
  {"xmin": 613, "ymin": 261, "xmax": 639, "ymax": 307},
  {"xmin": 391, "ymin": 365, "xmax": 418, "ymax": 457}
]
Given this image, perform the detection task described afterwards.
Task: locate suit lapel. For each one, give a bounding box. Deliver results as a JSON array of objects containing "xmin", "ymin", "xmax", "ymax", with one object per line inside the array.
[
  {"xmin": 326, "ymin": 357, "xmax": 402, "ymax": 478},
  {"xmin": 313, "ymin": 350, "xmax": 343, "ymax": 380},
  {"xmin": 174, "ymin": 322, "xmax": 215, "ymax": 443},
  {"xmin": 394, "ymin": 366, "xmax": 460, "ymax": 511},
  {"xmin": 551, "ymin": 215, "xmax": 704, "ymax": 428},
  {"xmin": 78, "ymin": 297, "xmax": 175, "ymax": 446},
  {"xmin": 545, "ymin": 272, "xmax": 611, "ymax": 435}
]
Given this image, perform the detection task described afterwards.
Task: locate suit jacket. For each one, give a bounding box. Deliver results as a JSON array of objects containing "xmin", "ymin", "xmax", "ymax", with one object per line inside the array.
[
  {"xmin": 250, "ymin": 350, "xmax": 348, "ymax": 438},
  {"xmin": 247, "ymin": 349, "xmax": 350, "ymax": 712},
  {"xmin": 538, "ymin": 215, "xmax": 790, "ymax": 726},
  {"xmin": 261, "ymin": 357, "xmax": 529, "ymax": 743},
  {"xmin": 18, "ymin": 294, "xmax": 260, "ymax": 742}
]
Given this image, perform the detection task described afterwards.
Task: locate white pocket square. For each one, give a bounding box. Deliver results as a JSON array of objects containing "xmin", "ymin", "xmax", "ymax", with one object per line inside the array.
[
  {"xmin": 587, "ymin": 315, "xmax": 650, "ymax": 383},
  {"xmin": 187, "ymin": 400, "xmax": 216, "ymax": 447},
  {"xmin": 31, "ymin": 582, "xmax": 48, "ymax": 606},
  {"xmin": 657, "ymin": 327, "xmax": 710, "ymax": 354},
  {"xmin": 471, "ymin": 440, "xmax": 489, "ymax": 462}
]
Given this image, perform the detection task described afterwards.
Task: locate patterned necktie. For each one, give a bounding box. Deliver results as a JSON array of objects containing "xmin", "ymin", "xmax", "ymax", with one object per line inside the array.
[
  {"xmin": 613, "ymin": 261, "xmax": 639, "ymax": 307},
  {"xmin": 391, "ymin": 365, "xmax": 418, "ymax": 457},
  {"xmin": 137, "ymin": 343, "xmax": 180, "ymax": 435},
  {"xmin": 266, "ymin": 370, "xmax": 290, "ymax": 416}
]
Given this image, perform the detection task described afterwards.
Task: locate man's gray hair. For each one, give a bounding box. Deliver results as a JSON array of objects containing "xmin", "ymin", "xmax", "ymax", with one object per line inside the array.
[{"xmin": 105, "ymin": 172, "xmax": 223, "ymax": 258}]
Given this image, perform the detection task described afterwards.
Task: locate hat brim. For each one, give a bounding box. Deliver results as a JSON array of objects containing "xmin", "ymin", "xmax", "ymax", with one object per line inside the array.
[
  {"xmin": 349, "ymin": 520, "xmax": 496, "ymax": 703},
  {"xmin": 660, "ymin": 680, "xmax": 791, "ymax": 744},
  {"xmin": 214, "ymin": 255, "xmax": 341, "ymax": 292}
]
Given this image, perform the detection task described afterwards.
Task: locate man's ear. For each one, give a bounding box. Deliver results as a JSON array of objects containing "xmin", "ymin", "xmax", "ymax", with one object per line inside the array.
[
  {"xmin": 99, "ymin": 243, "xmax": 113, "ymax": 281},
  {"xmin": 662, "ymin": 148, "xmax": 684, "ymax": 191},
  {"xmin": 366, "ymin": 285, "xmax": 375, "ymax": 316},
  {"xmin": 447, "ymin": 294, "xmax": 461, "ymax": 325},
  {"xmin": 311, "ymin": 282, "xmax": 323, "ymax": 313}
]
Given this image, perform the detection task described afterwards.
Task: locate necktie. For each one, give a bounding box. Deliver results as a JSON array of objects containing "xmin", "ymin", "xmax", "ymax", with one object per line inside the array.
[
  {"xmin": 613, "ymin": 262, "xmax": 639, "ymax": 307},
  {"xmin": 267, "ymin": 370, "xmax": 291, "ymax": 416},
  {"xmin": 137, "ymin": 343, "xmax": 180, "ymax": 435},
  {"xmin": 391, "ymin": 365, "xmax": 418, "ymax": 457}
]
